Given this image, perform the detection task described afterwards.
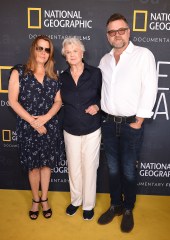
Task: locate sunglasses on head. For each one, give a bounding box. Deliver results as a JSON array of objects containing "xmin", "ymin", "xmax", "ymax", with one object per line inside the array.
[{"xmin": 35, "ymin": 46, "xmax": 50, "ymax": 54}]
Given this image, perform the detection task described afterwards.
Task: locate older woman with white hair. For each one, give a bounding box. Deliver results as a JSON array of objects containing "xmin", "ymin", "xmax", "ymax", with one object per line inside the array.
[{"xmin": 60, "ymin": 37, "xmax": 102, "ymax": 220}]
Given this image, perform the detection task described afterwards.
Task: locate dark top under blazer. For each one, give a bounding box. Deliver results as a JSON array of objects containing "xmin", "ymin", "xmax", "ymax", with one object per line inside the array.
[{"xmin": 60, "ymin": 62, "xmax": 102, "ymax": 136}]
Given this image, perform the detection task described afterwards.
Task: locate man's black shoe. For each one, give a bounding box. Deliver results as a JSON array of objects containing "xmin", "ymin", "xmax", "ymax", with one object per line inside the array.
[
  {"xmin": 66, "ymin": 204, "xmax": 79, "ymax": 216},
  {"xmin": 121, "ymin": 209, "xmax": 134, "ymax": 232},
  {"xmin": 83, "ymin": 209, "xmax": 94, "ymax": 220},
  {"xmin": 98, "ymin": 205, "xmax": 123, "ymax": 225}
]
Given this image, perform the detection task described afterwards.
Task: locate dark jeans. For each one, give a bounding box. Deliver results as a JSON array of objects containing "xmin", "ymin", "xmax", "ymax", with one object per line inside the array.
[{"xmin": 101, "ymin": 114, "xmax": 144, "ymax": 210}]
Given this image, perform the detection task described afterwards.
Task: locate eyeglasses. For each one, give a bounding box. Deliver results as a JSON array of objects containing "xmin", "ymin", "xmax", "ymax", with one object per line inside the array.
[
  {"xmin": 107, "ymin": 28, "xmax": 129, "ymax": 37},
  {"xmin": 35, "ymin": 46, "xmax": 50, "ymax": 54}
]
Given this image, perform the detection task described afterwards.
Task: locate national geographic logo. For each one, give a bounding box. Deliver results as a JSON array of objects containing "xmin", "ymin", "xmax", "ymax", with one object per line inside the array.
[
  {"xmin": 2, "ymin": 130, "xmax": 17, "ymax": 142},
  {"xmin": 27, "ymin": 8, "xmax": 92, "ymax": 29},
  {"xmin": 133, "ymin": 10, "xmax": 148, "ymax": 32},
  {"xmin": 133, "ymin": 10, "xmax": 170, "ymax": 32},
  {"xmin": 2, "ymin": 130, "xmax": 11, "ymax": 142},
  {"xmin": 52, "ymin": 160, "xmax": 68, "ymax": 174},
  {"xmin": 149, "ymin": 12, "xmax": 170, "ymax": 30},
  {"xmin": 28, "ymin": 8, "xmax": 42, "ymax": 29},
  {"xmin": 139, "ymin": 162, "xmax": 170, "ymax": 178},
  {"xmin": 0, "ymin": 66, "xmax": 12, "ymax": 93},
  {"xmin": 2, "ymin": 130, "xmax": 18, "ymax": 149}
]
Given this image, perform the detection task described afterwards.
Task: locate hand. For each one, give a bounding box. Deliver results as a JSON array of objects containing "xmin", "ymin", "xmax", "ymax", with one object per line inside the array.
[
  {"xmin": 30, "ymin": 113, "xmax": 52, "ymax": 128},
  {"xmin": 129, "ymin": 117, "xmax": 144, "ymax": 129},
  {"xmin": 30, "ymin": 120, "xmax": 47, "ymax": 134},
  {"xmin": 129, "ymin": 122, "xmax": 141, "ymax": 129},
  {"xmin": 85, "ymin": 105, "xmax": 99, "ymax": 115},
  {"xmin": 36, "ymin": 126, "xmax": 47, "ymax": 135}
]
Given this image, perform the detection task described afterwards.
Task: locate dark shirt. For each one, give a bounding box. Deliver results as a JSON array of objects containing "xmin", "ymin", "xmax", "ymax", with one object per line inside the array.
[{"xmin": 60, "ymin": 62, "xmax": 102, "ymax": 136}]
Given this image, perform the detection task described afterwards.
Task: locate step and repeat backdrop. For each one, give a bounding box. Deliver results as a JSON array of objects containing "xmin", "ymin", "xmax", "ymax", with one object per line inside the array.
[{"xmin": 0, "ymin": 0, "xmax": 170, "ymax": 195}]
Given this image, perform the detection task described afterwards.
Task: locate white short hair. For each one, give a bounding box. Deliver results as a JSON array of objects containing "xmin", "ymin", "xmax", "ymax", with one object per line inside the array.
[{"xmin": 61, "ymin": 37, "xmax": 85, "ymax": 56}]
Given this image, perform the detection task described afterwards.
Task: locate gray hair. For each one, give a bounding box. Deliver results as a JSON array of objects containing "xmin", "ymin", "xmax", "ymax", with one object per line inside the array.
[{"xmin": 61, "ymin": 37, "xmax": 85, "ymax": 56}]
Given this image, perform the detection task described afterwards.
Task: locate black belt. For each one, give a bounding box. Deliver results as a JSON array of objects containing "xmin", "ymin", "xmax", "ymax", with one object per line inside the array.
[{"xmin": 103, "ymin": 112, "xmax": 136, "ymax": 123}]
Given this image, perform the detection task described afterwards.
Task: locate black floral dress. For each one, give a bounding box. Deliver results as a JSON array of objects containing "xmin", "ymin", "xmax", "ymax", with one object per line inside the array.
[{"xmin": 12, "ymin": 64, "xmax": 64, "ymax": 171}]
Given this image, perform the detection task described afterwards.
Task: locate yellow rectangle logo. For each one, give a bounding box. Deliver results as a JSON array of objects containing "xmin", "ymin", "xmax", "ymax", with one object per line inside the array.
[
  {"xmin": 28, "ymin": 8, "xmax": 41, "ymax": 29},
  {"xmin": 0, "ymin": 66, "xmax": 12, "ymax": 93},
  {"xmin": 2, "ymin": 130, "xmax": 11, "ymax": 142},
  {"xmin": 133, "ymin": 10, "xmax": 148, "ymax": 32}
]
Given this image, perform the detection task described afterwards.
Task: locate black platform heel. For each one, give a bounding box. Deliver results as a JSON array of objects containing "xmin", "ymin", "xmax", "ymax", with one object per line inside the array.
[
  {"xmin": 41, "ymin": 198, "xmax": 52, "ymax": 219},
  {"xmin": 29, "ymin": 199, "xmax": 40, "ymax": 220}
]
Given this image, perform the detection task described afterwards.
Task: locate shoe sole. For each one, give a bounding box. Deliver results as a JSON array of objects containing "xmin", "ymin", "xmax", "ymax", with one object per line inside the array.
[
  {"xmin": 66, "ymin": 212, "xmax": 77, "ymax": 216},
  {"xmin": 83, "ymin": 217, "xmax": 94, "ymax": 221}
]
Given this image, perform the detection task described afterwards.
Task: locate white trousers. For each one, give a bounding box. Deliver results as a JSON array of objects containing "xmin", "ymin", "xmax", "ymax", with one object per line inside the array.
[{"xmin": 64, "ymin": 128, "xmax": 101, "ymax": 210}]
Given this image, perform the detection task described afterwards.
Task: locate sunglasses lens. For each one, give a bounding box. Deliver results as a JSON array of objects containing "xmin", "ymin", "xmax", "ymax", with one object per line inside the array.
[
  {"xmin": 107, "ymin": 28, "xmax": 128, "ymax": 37},
  {"xmin": 36, "ymin": 46, "xmax": 50, "ymax": 54},
  {"xmin": 36, "ymin": 46, "xmax": 43, "ymax": 52},
  {"xmin": 108, "ymin": 31, "xmax": 116, "ymax": 37},
  {"xmin": 45, "ymin": 48, "xmax": 50, "ymax": 54},
  {"xmin": 118, "ymin": 29, "xmax": 126, "ymax": 35}
]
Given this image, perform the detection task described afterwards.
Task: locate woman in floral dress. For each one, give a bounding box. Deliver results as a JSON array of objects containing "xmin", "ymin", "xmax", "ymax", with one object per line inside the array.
[{"xmin": 8, "ymin": 35, "xmax": 62, "ymax": 220}]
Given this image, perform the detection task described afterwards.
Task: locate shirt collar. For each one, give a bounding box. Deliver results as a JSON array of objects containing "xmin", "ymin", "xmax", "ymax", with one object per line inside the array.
[{"xmin": 65, "ymin": 62, "xmax": 91, "ymax": 73}]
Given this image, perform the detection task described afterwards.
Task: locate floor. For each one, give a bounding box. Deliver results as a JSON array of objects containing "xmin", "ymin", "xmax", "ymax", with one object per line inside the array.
[{"xmin": 0, "ymin": 190, "xmax": 169, "ymax": 240}]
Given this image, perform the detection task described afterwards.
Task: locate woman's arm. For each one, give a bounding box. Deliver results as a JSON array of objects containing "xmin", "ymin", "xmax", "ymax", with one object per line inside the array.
[
  {"xmin": 8, "ymin": 70, "xmax": 35, "ymax": 123},
  {"xmin": 47, "ymin": 90, "xmax": 62, "ymax": 118},
  {"xmin": 8, "ymin": 70, "xmax": 47, "ymax": 134}
]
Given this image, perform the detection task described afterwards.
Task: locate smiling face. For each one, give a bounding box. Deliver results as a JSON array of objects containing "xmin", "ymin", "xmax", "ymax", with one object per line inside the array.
[
  {"xmin": 64, "ymin": 43, "xmax": 84, "ymax": 66},
  {"xmin": 34, "ymin": 39, "xmax": 50, "ymax": 65},
  {"xmin": 107, "ymin": 19, "xmax": 130, "ymax": 50}
]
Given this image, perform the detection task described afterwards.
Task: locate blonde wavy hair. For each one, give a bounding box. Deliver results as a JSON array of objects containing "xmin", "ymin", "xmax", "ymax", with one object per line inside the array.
[{"xmin": 25, "ymin": 35, "xmax": 57, "ymax": 79}]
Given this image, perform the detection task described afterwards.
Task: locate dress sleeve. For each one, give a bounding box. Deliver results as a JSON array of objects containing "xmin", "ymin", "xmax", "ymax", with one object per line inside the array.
[{"xmin": 10, "ymin": 64, "xmax": 25, "ymax": 77}]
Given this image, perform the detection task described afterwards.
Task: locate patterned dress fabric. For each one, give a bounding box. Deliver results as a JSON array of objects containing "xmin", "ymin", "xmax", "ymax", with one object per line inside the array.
[{"xmin": 12, "ymin": 64, "xmax": 64, "ymax": 171}]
